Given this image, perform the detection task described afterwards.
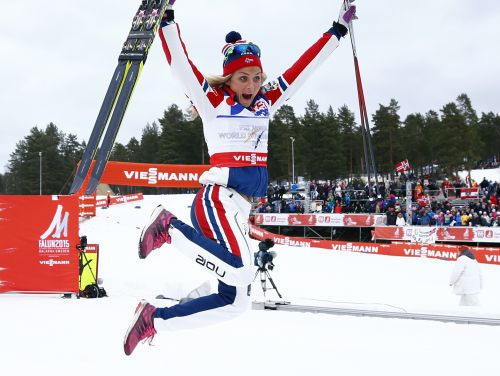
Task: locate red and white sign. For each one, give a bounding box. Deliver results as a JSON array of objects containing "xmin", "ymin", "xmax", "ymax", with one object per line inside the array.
[
  {"xmin": 95, "ymin": 193, "xmax": 144, "ymax": 207},
  {"xmin": 460, "ymin": 188, "xmax": 480, "ymax": 199},
  {"xmin": 372, "ymin": 226, "xmax": 500, "ymax": 243},
  {"xmin": 253, "ymin": 213, "xmax": 386, "ymax": 227},
  {"xmin": 0, "ymin": 195, "xmax": 80, "ymax": 293},
  {"xmin": 249, "ymin": 225, "xmax": 500, "ymax": 265},
  {"xmin": 253, "ymin": 214, "xmax": 289, "ymax": 226},
  {"xmin": 78, "ymin": 195, "xmax": 96, "ymax": 217},
  {"xmin": 288, "ymin": 214, "xmax": 317, "ymax": 226}
]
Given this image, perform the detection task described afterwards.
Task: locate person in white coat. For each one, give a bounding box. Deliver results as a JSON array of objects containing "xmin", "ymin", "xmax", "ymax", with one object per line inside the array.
[
  {"xmin": 395, "ymin": 211, "xmax": 406, "ymax": 226},
  {"xmin": 449, "ymin": 246, "xmax": 483, "ymax": 306}
]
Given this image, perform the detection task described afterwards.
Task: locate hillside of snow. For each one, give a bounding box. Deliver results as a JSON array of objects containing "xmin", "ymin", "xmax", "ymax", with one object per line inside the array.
[{"xmin": 1, "ymin": 194, "xmax": 500, "ymax": 376}]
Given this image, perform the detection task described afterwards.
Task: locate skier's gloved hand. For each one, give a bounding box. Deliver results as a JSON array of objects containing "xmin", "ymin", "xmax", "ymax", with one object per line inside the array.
[
  {"xmin": 166, "ymin": 0, "xmax": 176, "ymax": 10},
  {"xmin": 331, "ymin": 0, "xmax": 357, "ymax": 38},
  {"xmin": 198, "ymin": 167, "xmax": 229, "ymax": 187},
  {"xmin": 338, "ymin": 0, "xmax": 357, "ymax": 28},
  {"xmin": 162, "ymin": 0, "xmax": 176, "ymax": 25}
]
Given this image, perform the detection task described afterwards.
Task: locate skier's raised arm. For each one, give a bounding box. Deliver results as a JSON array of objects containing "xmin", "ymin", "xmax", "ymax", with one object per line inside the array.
[
  {"xmin": 158, "ymin": 3, "xmax": 222, "ymax": 120},
  {"xmin": 265, "ymin": 1, "xmax": 357, "ymax": 115}
]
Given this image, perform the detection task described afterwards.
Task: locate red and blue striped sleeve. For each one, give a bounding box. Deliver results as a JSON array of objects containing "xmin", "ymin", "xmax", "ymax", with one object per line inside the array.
[
  {"xmin": 159, "ymin": 23, "xmax": 224, "ymax": 119},
  {"xmin": 263, "ymin": 29, "xmax": 341, "ymax": 115}
]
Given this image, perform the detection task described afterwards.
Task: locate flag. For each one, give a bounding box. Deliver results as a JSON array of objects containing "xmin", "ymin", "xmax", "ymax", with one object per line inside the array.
[
  {"xmin": 418, "ymin": 194, "xmax": 430, "ymax": 207},
  {"xmin": 395, "ymin": 159, "xmax": 410, "ymax": 173}
]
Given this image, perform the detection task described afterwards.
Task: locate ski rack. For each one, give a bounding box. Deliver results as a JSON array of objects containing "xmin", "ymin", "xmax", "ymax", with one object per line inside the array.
[{"xmin": 252, "ymin": 301, "xmax": 500, "ymax": 326}]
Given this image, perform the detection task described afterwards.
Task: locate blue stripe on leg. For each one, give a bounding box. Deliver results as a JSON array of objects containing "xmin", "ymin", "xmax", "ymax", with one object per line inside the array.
[{"xmin": 154, "ymin": 281, "xmax": 236, "ymax": 320}]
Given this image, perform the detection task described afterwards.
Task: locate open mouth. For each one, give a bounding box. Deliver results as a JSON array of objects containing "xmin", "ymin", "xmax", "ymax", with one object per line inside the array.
[{"xmin": 241, "ymin": 93, "xmax": 253, "ymax": 101}]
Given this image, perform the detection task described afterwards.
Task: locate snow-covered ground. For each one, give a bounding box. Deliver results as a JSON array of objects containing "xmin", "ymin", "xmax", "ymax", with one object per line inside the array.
[
  {"xmin": 457, "ymin": 167, "xmax": 500, "ymax": 184},
  {"xmin": 2, "ymin": 194, "xmax": 500, "ymax": 375}
]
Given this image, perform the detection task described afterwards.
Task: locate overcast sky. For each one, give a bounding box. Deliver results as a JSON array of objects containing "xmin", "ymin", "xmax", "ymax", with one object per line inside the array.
[{"xmin": 1, "ymin": 0, "xmax": 499, "ymax": 173}]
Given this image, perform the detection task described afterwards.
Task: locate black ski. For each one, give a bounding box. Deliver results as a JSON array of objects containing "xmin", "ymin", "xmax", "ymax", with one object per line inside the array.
[
  {"xmin": 85, "ymin": 61, "xmax": 142, "ymax": 195},
  {"xmin": 70, "ymin": 0, "xmax": 169, "ymax": 195},
  {"xmin": 69, "ymin": 61, "xmax": 128, "ymax": 194},
  {"xmin": 69, "ymin": 1, "xmax": 150, "ymax": 194}
]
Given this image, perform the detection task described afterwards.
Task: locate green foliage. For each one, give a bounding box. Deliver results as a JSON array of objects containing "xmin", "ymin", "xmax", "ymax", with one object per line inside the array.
[
  {"xmin": 268, "ymin": 105, "xmax": 298, "ymax": 180},
  {"xmin": 4, "ymin": 123, "xmax": 84, "ymax": 194},
  {"xmin": 3, "ymin": 93, "xmax": 497, "ymax": 195},
  {"xmin": 371, "ymin": 99, "xmax": 402, "ymax": 172},
  {"xmin": 156, "ymin": 105, "xmax": 207, "ymax": 165},
  {"xmin": 337, "ymin": 105, "xmax": 362, "ymax": 179},
  {"xmin": 478, "ymin": 112, "xmax": 500, "ymax": 162}
]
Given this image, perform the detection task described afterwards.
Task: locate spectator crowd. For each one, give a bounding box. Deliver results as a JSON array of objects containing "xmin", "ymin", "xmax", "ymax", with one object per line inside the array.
[{"xmin": 254, "ymin": 175, "xmax": 500, "ymax": 227}]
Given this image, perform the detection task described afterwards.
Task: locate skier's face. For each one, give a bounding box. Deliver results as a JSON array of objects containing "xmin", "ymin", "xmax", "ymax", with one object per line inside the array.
[{"xmin": 229, "ymin": 66, "xmax": 263, "ymax": 107}]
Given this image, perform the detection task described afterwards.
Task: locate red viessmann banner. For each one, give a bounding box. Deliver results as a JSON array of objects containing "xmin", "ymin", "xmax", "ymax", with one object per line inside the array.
[
  {"xmin": 0, "ymin": 195, "xmax": 80, "ymax": 293},
  {"xmin": 249, "ymin": 225, "xmax": 500, "ymax": 265},
  {"xmin": 95, "ymin": 192, "xmax": 144, "ymax": 207},
  {"xmin": 100, "ymin": 161, "xmax": 210, "ymax": 188}
]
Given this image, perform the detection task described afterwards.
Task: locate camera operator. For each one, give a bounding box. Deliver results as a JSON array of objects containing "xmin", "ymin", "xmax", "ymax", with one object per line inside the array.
[{"xmin": 254, "ymin": 238, "xmax": 277, "ymax": 271}]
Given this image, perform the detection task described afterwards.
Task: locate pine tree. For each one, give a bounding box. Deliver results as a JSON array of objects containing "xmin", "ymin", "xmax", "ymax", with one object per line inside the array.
[
  {"xmin": 401, "ymin": 113, "xmax": 425, "ymax": 175},
  {"xmin": 477, "ymin": 112, "xmax": 500, "ymax": 163},
  {"xmin": 338, "ymin": 105, "xmax": 362, "ymax": 178},
  {"xmin": 156, "ymin": 105, "xmax": 187, "ymax": 164},
  {"xmin": 314, "ymin": 106, "xmax": 344, "ymax": 179},
  {"xmin": 268, "ymin": 105, "xmax": 298, "ymax": 181},
  {"xmin": 371, "ymin": 99, "xmax": 402, "ymax": 173},
  {"xmin": 138, "ymin": 122, "xmax": 161, "ymax": 163},
  {"xmin": 438, "ymin": 102, "xmax": 467, "ymax": 174},
  {"xmin": 300, "ymin": 100, "xmax": 324, "ymax": 179},
  {"xmin": 6, "ymin": 123, "xmax": 84, "ymax": 194},
  {"xmin": 183, "ymin": 116, "xmax": 207, "ymax": 164},
  {"xmin": 110, "ymin": 143, "xmax": 130, "ymax": 161},
  {"xmin": 456, "ymin": 94, "xmax": 483, "ymax": 171},
  {"xmin": 423, "ymin": 110, "xmax": 441, "ymax": 175},
  {"xmin": 126, "ymin": 137, "xmax": 141, "ymax": 162}
]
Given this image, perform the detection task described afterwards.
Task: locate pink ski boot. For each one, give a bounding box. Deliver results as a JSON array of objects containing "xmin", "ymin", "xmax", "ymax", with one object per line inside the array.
[
  {"xmin": 138, "ymin": 205, "xmax": 177, "ymax": 259},
  {"xmin": 123, "ymin": 300, "xmax": 157, "ymax": 356}
]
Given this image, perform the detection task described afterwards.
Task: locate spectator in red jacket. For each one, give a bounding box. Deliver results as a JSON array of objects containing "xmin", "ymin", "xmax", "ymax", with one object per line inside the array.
[{"xmin": 442, "ymin": 178, "xmax": 452, "ymax": 198}]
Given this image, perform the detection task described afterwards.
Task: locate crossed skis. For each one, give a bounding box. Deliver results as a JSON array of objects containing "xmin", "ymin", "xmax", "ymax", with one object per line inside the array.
[{"xmin": 70, "ymin": 0, "xmax": 169, "ymax": 195}]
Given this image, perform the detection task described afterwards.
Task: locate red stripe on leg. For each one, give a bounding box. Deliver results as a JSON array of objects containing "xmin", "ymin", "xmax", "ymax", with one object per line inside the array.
[
  {"xmin": 195, "ymin": 187, "xmax": 215, "ymax": 240},
  {"xmin": 212, "ymin": 186, "xmax": 241, "ymax": 257}
]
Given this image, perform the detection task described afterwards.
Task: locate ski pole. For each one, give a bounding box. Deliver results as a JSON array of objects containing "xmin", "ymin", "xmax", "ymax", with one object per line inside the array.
[{"xmin": 343, "ymin": 0, "xmax": 379, "ymax": 193}]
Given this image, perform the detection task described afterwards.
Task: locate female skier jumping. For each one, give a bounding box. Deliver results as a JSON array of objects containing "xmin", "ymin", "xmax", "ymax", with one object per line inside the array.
[{"xmin": 124, "ymin": 0, "xmax": 358, "ymax": 355}]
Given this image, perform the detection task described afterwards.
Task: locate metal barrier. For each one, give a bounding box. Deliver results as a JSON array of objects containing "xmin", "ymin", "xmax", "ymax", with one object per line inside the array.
[{"xmin": 253, "ymin": 301, "xmax": 500, "ymax": 326}]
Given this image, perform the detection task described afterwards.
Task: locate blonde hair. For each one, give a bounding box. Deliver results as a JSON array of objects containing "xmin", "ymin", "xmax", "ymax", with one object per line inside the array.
[
  {"xmin": 206, "ymin": 74, "xmax": 232, "ymax": 87},
  {"xmin": 206, "ymin": 71, "xmax": 267, "ymax": 87}
]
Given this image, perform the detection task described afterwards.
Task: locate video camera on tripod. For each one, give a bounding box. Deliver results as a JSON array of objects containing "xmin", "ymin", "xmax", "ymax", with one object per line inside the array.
[
  {"xmin": 76, "ymin": 235, "xmax": 88, "ymax": 251},
  {"xmin": 254, "ymin": 238, "xmax": 277, "ymax": 271},
  {"xmin": 253, "ymin": 239, "xmax": 283, "ymax": 299}
]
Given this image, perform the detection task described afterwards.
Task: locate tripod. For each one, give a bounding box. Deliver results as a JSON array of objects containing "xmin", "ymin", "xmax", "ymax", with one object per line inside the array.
[
  {"xmin": 79, "ymin": 250, "xmax": 97, "ymax": 288},
  {"xmin": 254, "ymin": 267, "xmax": 283, "ymax": 299}
]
